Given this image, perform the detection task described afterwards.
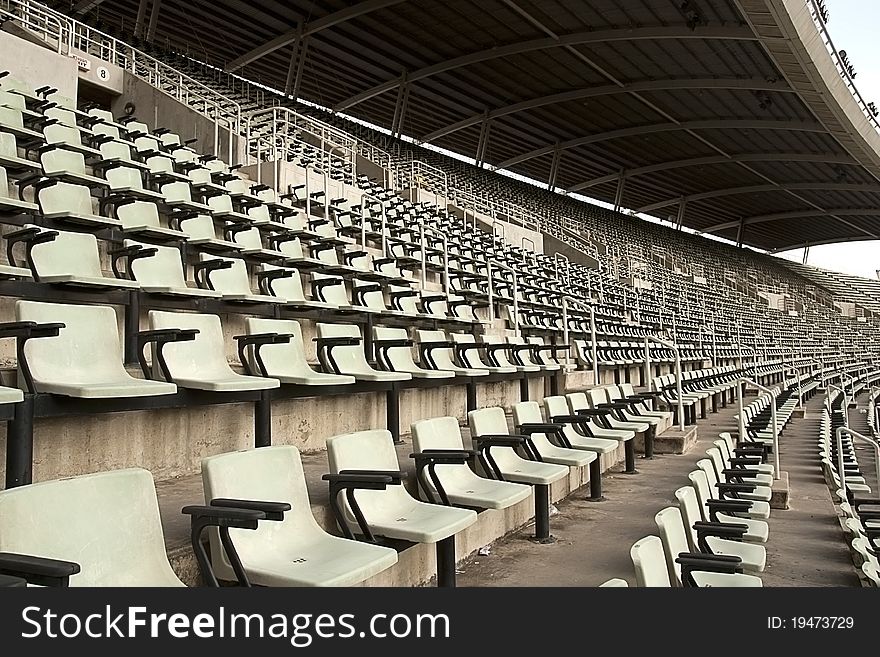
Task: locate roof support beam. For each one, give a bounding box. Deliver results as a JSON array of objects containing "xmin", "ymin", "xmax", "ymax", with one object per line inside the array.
[
  {"xmin": 134, "ymin": 0, "xmax": 149, "ymax": 38},
  {"xmin": 547, "ymin": 143, "xmax": 561, "ymax": 190},
  {"xmin": 333, "ymin": 25, "xmax": 761, "ymax": 112},
  {"xmin": 613, "ymin": 170, "xmax": 627, "ymax": 213},
  {"xmin": 567, "ymin": 152, "xmax": 856, "ymax": 192},
  {"xmin": 71, "ymin": 0, "xmax": 106, "ymax": 14},
  {"xmin": 283, "ymin": 24, "xmax": 305, "ymax": 96},
  {"xmin": 493, "ymin": 120, "xmax": 826, "ymax": 170},
  {"xmin": 224, "ymin": 0, "xmax": 407, "ymax": 72},
  {"xmin": 704, "ymin": 208, "xmax": 880, "ymax": 233},
  {"xmin": 676, "ymin": 196, "xmax": 687, "ymax": 231},
  {"xmin": 422, "ymin": 78, "xmax": 794, "ymax": 143},
  {"xmin": 635, "ymin": 182, "xmax": 880, "ymax": 214},
  {"xmin": 736, "ymin": 216, "xmax": 746, "ymax": 247},
  {"xmin": 474, "ymin": 112, "xmax": 491, "ymax": 167},
  {"xmin": 145, "ymin": 0, "xmax": 162, "ymax": 43},
  {"xmin": 391, "ymin": 72, "xmax": 410, "ymax": 139}
]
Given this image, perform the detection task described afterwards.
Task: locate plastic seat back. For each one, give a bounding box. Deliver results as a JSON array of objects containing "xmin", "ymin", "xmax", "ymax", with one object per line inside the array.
[
  {"xmin": 312, "ymin": 273, "xmax": 351, "ymax": 306},
  {"xmin": 27, "ymin": 226, "xmax": 103, "ymax": 279},
  {"xmin": 117, "ymin": 200, "xmax": 163, "ymax": 230},
  {"xmin": 202, "ymin": 446, "xmax": 325, "ymax": 571},
  {"xmin": 149, "ymin": 311, "xmax": 233, "ymax": 380},
  {"xmin": 105, "ymin": 165, "xmax": 148, "ymax": 192},
  {"xmin": 126, "ymin": 240, "xmax": 188, "ymax": 288},
  {"xmin": 688, "ymin": 470, "xmax": 713, "ymax": 522},
  {"xmin": 326, "ymin": 429, "xmax": 415, "ymax": 523},
  {"xmin": 246, "ymin": 317, "xmax": 313, "ymax": 378},
  {"xmin": 316, "ymin": 323, "xmax": 373, "ymax": 375},
  {"xmin": 467, "ymin": 407, "xmax": 523, "ymax": 472},
  {"xmin": 674, "ymin": 486, "xmax": 703, "ymax": 552},
  {"xmin": 654, "ymin": 507, "xmax": 690, "ymax": 585},
  {"xmin": 0, "ymin": 468, "xmax": 181, "ymax": 586},
  {"xmin": 38, "ymin": 181, "xmax": 93, "ymax": 215},
  {"xmin": 630, "ymin": 536, "xmax": 671, "ymax": 587},
  {"xmin": 40, "ymin": 148, "xmax": 89, "ymax": 177},
  {"xmin": 374, "ymin": 326, "xmax": 418, "ymax": 370},
  {"xmin": 16, "ymin": 300, "xmax": 129, "ymax": 389},
  {"xmin": 178, "ymin": 214, "xmax": 217, "ymax": 241},
  {"xmin": 200, "ymin": 255, "xmax": 254, "ymax": 295},
  {"xmin": 261, "ymin": 263, "xmax": 308, "ymax": 302}
]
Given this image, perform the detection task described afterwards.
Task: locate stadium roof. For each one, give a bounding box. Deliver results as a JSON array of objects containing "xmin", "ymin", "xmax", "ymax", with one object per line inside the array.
[{"xmin": 68, "ymin": 0, "xmax": 880, "ymax": 252}]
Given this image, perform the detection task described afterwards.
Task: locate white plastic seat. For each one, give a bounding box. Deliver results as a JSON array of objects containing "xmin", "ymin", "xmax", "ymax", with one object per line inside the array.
[
  {"xmin": 229, "ymin": 225, "xmax": 286, "ymax": 260},
  {"xmin": 416, "ymin": 329, "xmax": 489, "ymax": 376},
  {"xmin": 373, "ymin": 327, "xmax": 454, "ymax": 378},
  {"xmin": 542, "ymin": 395, "xmax": 619, "ymax": 454},
  {"xmin": 176, "ymin": 213, "xmax": 240, "ymax": 250},
  {"xmin": 207, "ymin": 192, "xmax": 251, "ymax": 222},
  {"xmin": 159, "ymin": 180, "xmax": 212, "ymax": 213},
  {"xmin": 0, "ymin": 468, "xmax": 184, "ymax": 586},
  {"xmin": 115, "ymin": 200, "xmax": 186, "ymax": 239},
  {"xmin": 36, "ymin": 181, "xmax": 120, "ymax": 229},
  {"xmin": 653, "ymin": 508, "xmax": 763, "ymax": 587},
  {"xmin": 484, "ymin": 334, "xmax": 539, "ymax": 372},
  {"xmin": 688, "ymin": 470, "xmax": 768, "ymax": 542},
  {"xmin": 707, "ymin": 446, "xmax": 772, "ymax": 486},
  {"xmin": 147, "ymin": 311, "xmax": 280, "ymax": 392},
  {"xmin": 245, "ymin": 318, "xmax": 355, "ymax": 386},
  {"xmin": 565, "ymin": 392, "xmax": 636, "ymax": 440},
  {"xmin": 617, "ymin": 383, "xmax": 671, "ymax": 420},
  {"xmin": 310, "ymin": 273, "xmax": 362, "ymax": 311},
  {"xmin": 39, "ymin": 148, "xmax": 107, "ymax": 188},
  {"xmin": 315, "ymin": 323, "xmax": 411, "ymax": 382},
  {"xmin": 511, "ymin": 401, "xmax": 598, "ymax": 468},
  {"xmin": 258, "ymin": 263, "xmax": 335, "ymax": 309},
  {"xmin": 697, "ymin": 458, "xmax": 771, "ymax": 513},
  {"xmin": 0, "ymin": 132, "xmax": 39, "ymax": 173},
  {"xmin": 468, "ymin": 407, "xmax": 570, "ymax": 485},
  {"xmin": 585, "ymin": 387, "xmax": 650, "ymax": 433},
  {"xmin": 16, "ymin": 300, "xmax": 177, "ymax": 398},
  {"xmin": 104, "ymin": 164, "xmax": 164, "ymax": 201},
  {"xmin": 197, "ymin": 255, "xmax": 277, "ymax": 304},
  {"xmin": 676, "ymin": 486, "xmax": 766, "ymax": 573},
  {"xmin": 599, "ymin": 578, "xmax": 629, "ymax": 587},
  {"xmin": 411, "ymin": 416, "xmax": 531, "ymax": 509},
  {"xmin": 603, "ymin": 385, "xmax": 665, "ymax": 427},
  {"xmin": 125, "ymin": 240, "xmax": 219, "ymax": 298},
  {"xmin": 326, "ymin": 429, "xmax": 477, "ymax": 543},
  {"xmin": 449, "ymin": 333, "xmax": 517, "ymax": 374},
  {"xmin": 718, "ymin": 432, "xmax": 774, "ymax": 476},
  {"xmin": 18, "ymin": 225, "xmax": 138, "ymax": 290},
  {"xmin": 201, "ymin": 446, "xmax": 397, "ymax": 586},
  {"xmin": 507, "ymin": 336, "xmax": 558, "ymax": 371},
  {"xmin": 43, "ymin": 122, "xmax": 100, "ymax": 157}
]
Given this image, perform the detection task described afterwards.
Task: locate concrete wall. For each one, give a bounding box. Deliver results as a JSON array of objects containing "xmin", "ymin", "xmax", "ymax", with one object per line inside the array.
[
  {"xmin": 543, "ymin": 233, "xmax": 601, "ymax": 270},
  {"xmin": 110, "ymin": 74, "xmax": 246, "ymax": 165},
  {"xmin": 0, "ymin": 29, "xmax": 78, "ymax": 99}
]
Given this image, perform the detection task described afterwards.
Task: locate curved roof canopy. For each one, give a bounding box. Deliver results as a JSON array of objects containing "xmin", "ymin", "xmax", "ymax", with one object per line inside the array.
[{"xmin": 68, "ymin": 0, "xmax": 880, "ymax": 251}]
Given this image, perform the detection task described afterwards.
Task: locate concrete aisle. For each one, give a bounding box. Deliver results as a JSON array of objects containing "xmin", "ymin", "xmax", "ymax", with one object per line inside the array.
[{"xmin": 457, "ymin": 393, "xmax": 859, "ymax": 587}]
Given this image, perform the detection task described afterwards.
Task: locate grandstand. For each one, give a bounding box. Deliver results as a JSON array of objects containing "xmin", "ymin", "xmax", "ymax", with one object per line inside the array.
[{"xmin": 0, "ymin": 0, "xmax": 878, "ymax": 589}]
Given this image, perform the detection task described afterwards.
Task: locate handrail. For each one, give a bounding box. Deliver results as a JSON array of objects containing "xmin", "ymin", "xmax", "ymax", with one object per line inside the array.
[
  {"xmin": 827, "ymin": 384, "xmax": 848, "ymax": 426},
  {"xmin": 420, "ymin": 222, "xmax": 448, "ymax": 295},
  {"xmin": 736, "ymin": 378, "xmax": 780, "ymax": 480},
  {"xmin": 644, "ymin": 335, "xmax": 684, "ymax": 431},
  {"xmin": 782, "ymin": 365, "xmax": 803, "ymax": 408},
  {"xmin": 835, "ymin": 427, "xmax": 880, "ymax": 498},
  {"xmin": 359, "ymin": 193, "xmax": 388, "ymax": 257},
  {"xmin": 521, "ymin": 237, "xmax": 535, "ymax": 263},
  {"xmin": 487, "ymin": 260, "xmax": 518, "ymax": 336},
  {"xmin": 805, "ymin": 0, "xmax": 880, "ymax": 134}
]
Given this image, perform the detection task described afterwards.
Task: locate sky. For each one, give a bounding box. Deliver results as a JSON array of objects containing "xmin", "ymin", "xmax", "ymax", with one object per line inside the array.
[{"xmin": 774, "ymin": 0, "xmax": 880, "ymax": 279}]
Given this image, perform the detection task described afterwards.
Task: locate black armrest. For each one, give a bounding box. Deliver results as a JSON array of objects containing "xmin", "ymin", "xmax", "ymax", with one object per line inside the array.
[
  {"xmin": 694, "ymin": 520, "xmax": 749, "ymax": 543},
  {"xmin": 471, "ymin": 434, "xmax": 526, "ymax": 447},
  {"xmin": 182, "ymin": 505, "xmax": 265, "ymax": 527},
  {"xmin": 573, "ymin": 407, "xmax": 614, "ymax": 417},
  {"xmin": 192, "ymin": 259, "xmax": 233, "ymax": 290},
  {"xmin": 706, "ymin": 498, "xmax": 754, "ymax": 522},
  {"xmin": 137, "ymin": 328, "xmax": 199, "ymax": 381},
  {"xmin": 518, "ymin": 422, "xmax": 564, "ymax": 435},
  {"xmin": 323, "ymin": 472, "xmax": 395, "ymax": 487},
  {"xmin": 0, "ymin": 552, "xmax": 80, "ymax": 587},
  {"xmin": 374, "ymin": 339, "xmax": 413, "ymax": 348},
  {"xmin": 209, "ymin": 498, "xmax": 291, "ymax": 522},
  {"xmin": 722, "ymin": 468, "xmax": 762, "ymax": 480},
  {"xmin": 314, "ymin": 336, "xmax": 361, "ymax": 347},
  {"xmin": 727, "ymin": 457, "xmax": 762, "ymax": 467},
  {"xmin": 410, "ymin": 450, "xmax": 472, "ymax": 464},
  {"xmin": 0, "ymin": 321, "xmax": 63, "ymax": 340}
]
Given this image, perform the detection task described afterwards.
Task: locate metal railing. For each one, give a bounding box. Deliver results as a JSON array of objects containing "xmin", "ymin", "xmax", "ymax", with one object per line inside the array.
[
  {"xmin": 806, "ymin": 0, "xmax": 880, "ymax": 134},
  {"xmin": 419, "ymin": 222, "xmax": 448, "ymax": 295},
  {"xmin": 359, "ymin": 193, "xmax": 388, "ymax": 257},
  {"xmin": 1, "ymin": 0, "xmax": 243, "ymax": 158},
  {"xmin": 487, "ymin": 260, "xmax": 518, "ymax": 335},
  {"xmin": 644, "ymin": 335, "xmax": 684, "ymax": 431},
  {"xmin": 737, "ymin": 378, "xmax": 781, "ymax": 480},
  {"xmin": 835, "ymin": 427, "xmax": 880, "ymax": 497}
]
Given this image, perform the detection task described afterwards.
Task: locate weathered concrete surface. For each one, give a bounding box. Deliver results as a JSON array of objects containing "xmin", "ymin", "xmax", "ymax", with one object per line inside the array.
[{"xmin": 453, "ymin": 395, "xmax": 860, "ymax": 587}]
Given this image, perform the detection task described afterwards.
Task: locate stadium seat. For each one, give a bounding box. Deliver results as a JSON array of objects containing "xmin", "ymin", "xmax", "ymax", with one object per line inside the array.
[
  {"xmin": 200, "ymin": 445, "xmax": 398, "ymax": 586},
  {"xmin": 325, "ymin": 429, "xmax": 477, "ymax": 586}
]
